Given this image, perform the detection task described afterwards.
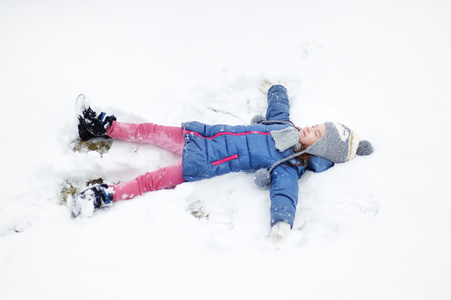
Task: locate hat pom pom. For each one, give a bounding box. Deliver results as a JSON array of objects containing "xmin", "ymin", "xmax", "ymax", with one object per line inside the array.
[
  {"xmin": 251, "ymin": 114, "xmax": 266, "ymax": 124},
  {"xmin": 356, "ymin": 140, "xmax": 373, "ymax": 156},
  {"xmin": 254, "ymin": 168, "xmax": 271, "ymax": 188}
]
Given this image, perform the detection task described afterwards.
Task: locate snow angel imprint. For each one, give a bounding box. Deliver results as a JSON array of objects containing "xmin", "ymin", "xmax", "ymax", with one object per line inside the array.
[{"xmin": 71, "ymin": 81, "xmax": 373, "ymax": 241}]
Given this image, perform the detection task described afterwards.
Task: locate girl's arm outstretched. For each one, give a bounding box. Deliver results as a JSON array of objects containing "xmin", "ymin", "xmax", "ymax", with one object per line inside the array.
[{"xmin": 265, "ymin": 85, "xmax": 291, "ymax": 122}]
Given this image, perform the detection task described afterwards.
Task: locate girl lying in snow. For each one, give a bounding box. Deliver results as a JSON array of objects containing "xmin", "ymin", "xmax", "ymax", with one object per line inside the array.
[{"xmin": 71, "ymin": 81, "xmax": 373, "ymax": 241}]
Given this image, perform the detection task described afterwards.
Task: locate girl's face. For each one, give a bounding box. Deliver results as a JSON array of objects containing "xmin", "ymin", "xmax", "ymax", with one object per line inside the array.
[{"xmin": 299, "ymin": 123, "xmax": 327, "ymax": 146}]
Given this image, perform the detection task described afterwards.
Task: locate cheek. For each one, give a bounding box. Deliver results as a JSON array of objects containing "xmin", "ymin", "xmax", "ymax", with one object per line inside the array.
[
  {"xmin": 302, "ymin": 136, "xmax": 315, "ymax": 146},
  {"xmin": 309, "ymin": 135, "xmax": 320, "ymax": 145}
]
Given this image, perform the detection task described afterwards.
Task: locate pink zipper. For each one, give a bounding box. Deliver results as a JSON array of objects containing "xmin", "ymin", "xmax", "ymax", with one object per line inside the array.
[
  {"xmin": 212, "ymin": 154, "xmax": 239, "ymax": 166},
  {"xmin": 184, "ymin": 130, "xmax": 271, "ymax": 139}
]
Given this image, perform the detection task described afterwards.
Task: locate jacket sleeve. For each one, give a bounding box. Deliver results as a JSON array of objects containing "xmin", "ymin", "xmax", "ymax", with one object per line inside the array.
[
  {"xmin": 265, "ymin": 85, "xmax": 290, "ymax": 122},
  {"xmin": 269, "ymin": 165, "xmax": 302, "ymax": 228}
]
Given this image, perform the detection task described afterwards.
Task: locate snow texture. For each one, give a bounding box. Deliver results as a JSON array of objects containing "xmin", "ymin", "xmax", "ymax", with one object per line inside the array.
[{"xmin": 1, "ymin": 0, "xmax": 451, "ymax": 299}]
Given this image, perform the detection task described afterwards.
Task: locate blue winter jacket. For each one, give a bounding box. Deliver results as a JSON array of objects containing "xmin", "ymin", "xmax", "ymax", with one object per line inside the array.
[{"xmin": 181, "ymin": 85, "xmax": 334, "ymax": 227}]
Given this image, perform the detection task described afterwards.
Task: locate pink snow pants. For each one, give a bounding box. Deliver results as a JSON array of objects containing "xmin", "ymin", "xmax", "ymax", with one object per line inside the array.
[{"xmin": 106, "ymin": 121, "xmax": 185, "ymax": 202}]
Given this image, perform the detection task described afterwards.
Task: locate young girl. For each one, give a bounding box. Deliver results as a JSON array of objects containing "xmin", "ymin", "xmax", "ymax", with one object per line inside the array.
[{"xmin": 72, "ymin": 82, "xmax": 373, "ymax": 241}]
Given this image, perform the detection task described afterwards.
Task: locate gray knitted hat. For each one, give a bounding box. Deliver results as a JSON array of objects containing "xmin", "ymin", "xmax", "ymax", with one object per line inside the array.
[{"xmin": 306, "ymin": 122, "xmax": 373, "ymax": 163}]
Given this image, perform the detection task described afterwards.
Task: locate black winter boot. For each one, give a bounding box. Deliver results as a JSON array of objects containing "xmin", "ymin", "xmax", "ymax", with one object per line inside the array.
[
  {"xmin": 71, "ymin": 184, "xmax": 115, "ymax": 218},
  {"xmin": 76, "ymin": 94, "xmax": 116, "ymax": 141}
]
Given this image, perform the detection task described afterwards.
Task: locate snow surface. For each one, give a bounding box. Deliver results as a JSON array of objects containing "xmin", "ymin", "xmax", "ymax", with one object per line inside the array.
[{"xmin": 1, "ymin": 0, "xmax": 451, "ymax": 299}]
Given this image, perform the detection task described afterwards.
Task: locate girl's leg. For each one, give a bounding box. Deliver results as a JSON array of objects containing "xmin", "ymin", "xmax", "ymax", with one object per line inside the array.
[
  {"xmin": 113, "ymin": 158, "xmax": 184, "ymax": 201},
  {"xmin": 107, "ymin": 121, "xmax": 185, "ymax": 155}
]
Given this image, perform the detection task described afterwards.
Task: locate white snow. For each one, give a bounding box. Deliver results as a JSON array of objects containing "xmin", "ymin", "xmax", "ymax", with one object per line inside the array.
[{"xmin": 1, "ymin": 0, "xmax": 451, "ymax": 299}]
